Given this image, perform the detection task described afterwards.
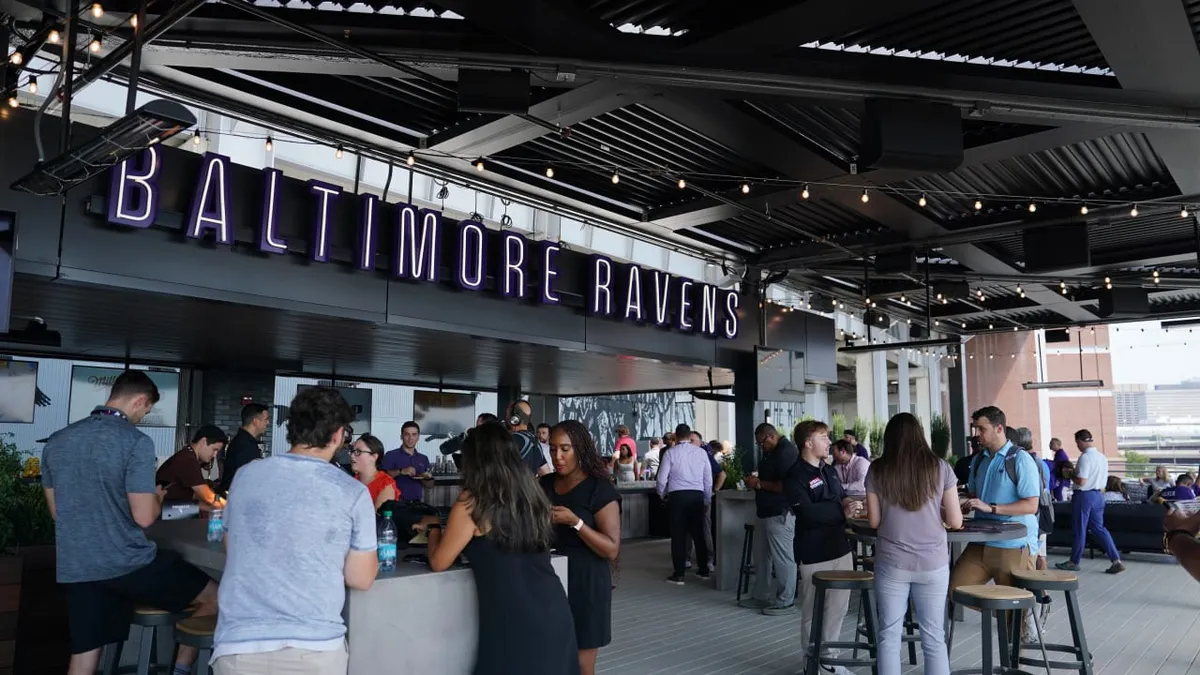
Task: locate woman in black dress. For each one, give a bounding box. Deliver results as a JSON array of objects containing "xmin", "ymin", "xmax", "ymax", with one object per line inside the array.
[
  {"xmin": 539, "ymin": 420, "xmax": 621, "ymax": 675},
  {"xmin": 425, "ymin": 422, "xmax": 579, "ymax": 675}
]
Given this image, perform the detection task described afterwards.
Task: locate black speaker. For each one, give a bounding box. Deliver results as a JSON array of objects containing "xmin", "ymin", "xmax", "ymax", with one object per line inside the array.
[
  {"xmin": 1023, "ymin": 224, "xmax": 1090, "ymax": 274},
  {"xmin": 1045, "ymin": 328, "xmax": 1070, "ymax": 343},
  {"xmin": 457, "ymin": 69, "xmax": 531, "ymax": 115},
  {"xmin": 861, "ymin": 98, "xmax": 964, "ymax": 172},
  {"xmin": 910, "ymin": 324, "xmax": 927, "ymax": 339},
  {"xmin": 1097, "ymin": 288, "xmax": 1149, "ymax": 319},
  {"xmin": 874, "ymin": 248, "xmax": 915, "ymax": 275}
]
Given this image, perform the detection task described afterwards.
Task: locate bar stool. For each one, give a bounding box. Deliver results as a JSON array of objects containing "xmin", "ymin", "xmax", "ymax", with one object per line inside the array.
[
  {"xmin": 847, "ymin": 530, "xmax": 875, "ymax": 570},
  {"xmin": 858, "ymin": 558, "xmax": 919, "ymax": 666},
  {"xmin": 174, "ymin": 615, "xmax": 217, "ymax": 675},
  {"xmin": 1010, "ymin": 570, "xmax": 1093, "ymax": 675},
  {"xmin": 100, "ymin": 606, "xmax": 190, "ymax": 675},
  {"xmin": 736, "ymin": 522, "xmax": 755, "ymax": 605},
  {"xmin": 949, "ymin": 585, "xmax": 1051, "ymax": 675},
  {"xmin": 807, "ymin": 570, "xmax": 879, "ymax": 675}
]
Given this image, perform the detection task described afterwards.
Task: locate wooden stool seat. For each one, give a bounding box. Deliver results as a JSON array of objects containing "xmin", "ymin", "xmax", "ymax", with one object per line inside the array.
[
  {"xmin": 1012, "ymin": 569, "xmax": 1079, "ymax": 591},
  {"xmin": 812, "ymin": 570, "xmax": 873, "ymax": 589},
  {"xmin": 176, "ymin": 615, "xmax": 217, "ymax": 637}
]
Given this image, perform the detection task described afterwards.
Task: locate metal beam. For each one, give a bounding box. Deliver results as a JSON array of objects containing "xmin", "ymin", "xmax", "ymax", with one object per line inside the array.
[
  {"xmin": 73, "ymin": 0, "xmax": 207, "ymax": 92},
  {"xmin": 643, "ymin": 94, "xmax": 1097, "ymax": 322},
  {"xmin": 426, "ymin": 0, "xmax": 620, "ymax": 55},
  {"xmin": 428, "ymin": 80, "xmax": 649, "ymax": 157}
]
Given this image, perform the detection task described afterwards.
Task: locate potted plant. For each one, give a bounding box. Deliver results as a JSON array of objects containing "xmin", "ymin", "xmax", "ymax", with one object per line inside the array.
[
  {"xmin": 0, "ymin": 434, "xmax": 58, "ymax": 675},
  {"xmin": 930, "ymin": 413, "xmax": 952, "ymax": 460},
  {"xmin": 868, "ymin": 421, "xmax": 886, "ymax": 459},
  {"xmin": 720, "ymin": 447, "xmax": 744, "ymax": 490}
]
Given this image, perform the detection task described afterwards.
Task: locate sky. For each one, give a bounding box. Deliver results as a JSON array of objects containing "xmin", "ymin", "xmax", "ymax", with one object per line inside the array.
[{"xmin": 1109, "ymin": 320, "xmax": 1200, "ymax": 386}]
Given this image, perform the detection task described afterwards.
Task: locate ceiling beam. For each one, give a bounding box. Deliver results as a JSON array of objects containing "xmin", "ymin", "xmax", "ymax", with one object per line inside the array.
[
  {"xmin": 1073, "ymin": 0, "xmax": 1200, "ymax": 260},
  {"xmin": 426, "ymin": 80, "xmax": 649, "ymax": 157},
  {"xmin": 685, "ymin": 0, "xmax": 945, "ymax": 56},
  {"xmin": 642, "ymin": 94, "xmax": 1097, "ymax": 322},
  {"xmin": 423, "ymin": 0, "xmax": 621, "ymax": 55}
]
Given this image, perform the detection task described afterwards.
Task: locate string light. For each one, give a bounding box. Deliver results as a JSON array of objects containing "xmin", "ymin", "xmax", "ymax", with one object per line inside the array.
[
  {"xmin": 988, "ymin": 323, "xmax": 994, "ymax": 330},
  {"xmin": 899, "ymin": 294, "xmax": 906, "ymax": 302},
  {"xmin": 90, "ymin": 2, "xmax": 103, "ymax": 18},
  {"xmin": 406, "ymin": 152, "xmax": 416, "ymax": 167},
  {"xmin": 861, "ymin": 189, "xmax": 870, "ymax": 204},
  {"xmin": 474, "ymin": 158, "xmax": 485, "ymax": 172},
  {"xmin": 1016, "ymin": 285, "xmax": 1024, "ymax": 298},
  {"xmin": 1080, "ymin": 204, "xmax": 1089, "ymax": 215},
  {"xmin": 1130, "ymin": 204, "xmax": 1139, "ymax": 217},
  {"xmin": 9, "ymin": 52, "xmax": 22, "ymax": 66},
  {"xmin": 334, "ymin": 144, "xmax": 344, "ymax": 159},
  {"xmin": 678, "ymin": 178, "xmax": 686, "ymax": 189},
  {"xmin": 192, "ymin": 133, "xmax": 201, "ymax": 146},
  {"xmin": 974, "ymin": 199, "xmax": 983, "ymax": 211},
  {"xmin": 918, "ymin": 194, "xmax": 927, "ymax": 207},
  {"xmin": 88, "ymin": 36, "xmax": 101, "ymax": 53},
  {"xmin": 741, "ymin": 182, "xmax": 750, "ymax": 194},
  {"xmin": 130, "ymin": 14, "xmax": 137, "ymax": 28},
  {"xmin": 264, "ymin": 136, "xmax": 273, "ymax": 152},
  {"xmin": 545, "ymin": 166, "xmax": 554, "ymax": 178},
  {"xmin": 801, "ymin": 184, "xmax": 809, "ymax": 199},
  {"xmin": 1183, "ymin": 206, "xmax": 1191, "ymax": 218},
  {"xmin": 27, "ymin": 78, "xmax": 37, "ymax": 95},
  {"xmin": 1028, "ymin": 202, "xmax": 1037, "ymax": 213},
  {"xmin": 611, "ymin": 170, "xmax": 620, "ymax": 185},
  {"xmin": 6, "ymin": 96, "xmax": 18, "ymax": 109},
  {"xmin": 1104, "ymin": 276, "xmax": 1112, "ymax": 290},
  {"xmin": 48, "ymin": 30, "xmax": 60, "ymax": 44}
]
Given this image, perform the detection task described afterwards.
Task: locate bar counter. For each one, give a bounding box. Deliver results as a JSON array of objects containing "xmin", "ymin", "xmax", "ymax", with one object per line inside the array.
[{"xmin": 147, "ymin": 520, "xmax": 568, "ymax": 675}]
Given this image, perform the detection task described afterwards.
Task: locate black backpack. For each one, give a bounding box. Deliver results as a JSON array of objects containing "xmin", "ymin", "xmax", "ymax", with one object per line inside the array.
[{"xmin": 970, "ymin": 448, "xmax": 1055, "ymax": 535}]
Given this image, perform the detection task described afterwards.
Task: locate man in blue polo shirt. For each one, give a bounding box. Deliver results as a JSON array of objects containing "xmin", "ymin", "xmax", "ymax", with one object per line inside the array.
[{"xmin": 953, "ymin": 406, "xmax": 1041, "ymax": 626}]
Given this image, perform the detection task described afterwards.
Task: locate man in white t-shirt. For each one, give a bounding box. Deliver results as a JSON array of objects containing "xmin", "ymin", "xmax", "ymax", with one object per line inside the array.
[{"xmin": 1056, "ymin": 429, "xmax": 1124, "ymax": 574}]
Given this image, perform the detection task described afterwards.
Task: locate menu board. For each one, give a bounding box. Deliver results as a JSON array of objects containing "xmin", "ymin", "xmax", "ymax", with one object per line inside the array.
[
  {"xmin": 68, "ymin": 366, "xmax": 179, "ymax": 427},
  {"xmin": 0, "ymin": 359, "xmax": 37, "ymax": 423}
]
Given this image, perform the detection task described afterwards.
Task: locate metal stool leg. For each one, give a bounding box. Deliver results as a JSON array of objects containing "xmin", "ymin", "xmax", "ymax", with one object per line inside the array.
[
  {"xmin": 1066, "ymin": 589, "xmax": 1093, "ymax": 675},
  {"xmin": 861, "ymin": 586, "xmax": 880, "ymax": 675},
  {"xmin": 100, "ymin": 642, "xmax": 123, "ymax": 675},
  {"xmin": 996, "ymin": 609, "xmax": 1012, "ymax": 669},
  {"xmin": 194, "ymin": 648, "xmax": 211, "ymax": 675},
  {"xmin": 1031, "ymin": 604, "xmax": 1053, "ymax": 675},
  {"xmin": 135, "ymin": 625, "xmax": 155, "ymax": 675},
  {"xmin": 808, "ymin": 586, "xmax": 827, "ymax": 675},
  {"xmin": 980, "ymin": 609, "xmax": 994, "ymax": 675},
  {"xmin": 736, "ymin": 525, "xmax": 754, "ymax": 603},
  {"xmin": 945, "ymin": 596, "xmax": 956, "ymax": 658}
]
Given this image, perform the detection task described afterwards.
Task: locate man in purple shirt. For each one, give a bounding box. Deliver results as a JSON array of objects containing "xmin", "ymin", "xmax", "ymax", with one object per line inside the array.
[
  {"xmin": 656, "ymin": 423, "xmax": 712, "ymax": 585},
  {"xmin": 381, "ymin": 421, "xmax": 431, "ymax": 503}
]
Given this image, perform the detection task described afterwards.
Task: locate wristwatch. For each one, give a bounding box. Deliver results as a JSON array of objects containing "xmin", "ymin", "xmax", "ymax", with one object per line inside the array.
[
  {"xmin": 988, "ymin": 502, "xmax": 997, "ymax": 513},
  {"xmin": 1164, "ymin": 529, "xmax": 1194, "ymax": 551},
  {"xmin": 572, "ymin": 518, "xmax": 584, "ymax": 531}
]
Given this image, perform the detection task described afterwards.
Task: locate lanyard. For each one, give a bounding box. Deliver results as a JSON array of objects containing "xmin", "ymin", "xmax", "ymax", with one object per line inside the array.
[{"xmin": 92, "ymin": 407, "xmax": 128, "ymax": 421}]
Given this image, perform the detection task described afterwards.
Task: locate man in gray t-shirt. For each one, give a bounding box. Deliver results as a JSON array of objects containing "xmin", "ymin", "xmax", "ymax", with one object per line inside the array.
[
  {"xmin": 41, "ymin": 370, "xmax": 217, "ymax": 675},
  {"xmin": 213, "ymin": 386, "xmax": 378, "ymax": 675}
]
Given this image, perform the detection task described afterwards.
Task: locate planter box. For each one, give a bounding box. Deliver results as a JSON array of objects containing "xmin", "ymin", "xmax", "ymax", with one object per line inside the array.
[
  {"xmin": 14, "ymin": 547, "xmax": 68, "ymax": 675},
  {"xmin": 0, "ymin": 555, "xmax": 21, "ymax": 675}
]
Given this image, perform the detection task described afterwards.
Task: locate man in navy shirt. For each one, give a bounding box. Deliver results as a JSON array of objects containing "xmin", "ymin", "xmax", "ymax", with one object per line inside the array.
[
  {"xmin": 381, "ymin": 421, "xmax": 431, "ymax": 502},
  {"xmin": 843, "ymin": 430, "xmax": 870, "ymax": 460}
]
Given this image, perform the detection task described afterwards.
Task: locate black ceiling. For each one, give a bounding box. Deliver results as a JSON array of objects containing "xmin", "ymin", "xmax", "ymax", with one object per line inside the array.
[{"xmin": 6, "ymin": 0, "xmax": 1200, "ymax": 335}]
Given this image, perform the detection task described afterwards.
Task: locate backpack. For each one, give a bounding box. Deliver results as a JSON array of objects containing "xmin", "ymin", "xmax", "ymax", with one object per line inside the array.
[{"xmin": 970, "ymin": 448, "xmax": 1055, "ymax": 535}]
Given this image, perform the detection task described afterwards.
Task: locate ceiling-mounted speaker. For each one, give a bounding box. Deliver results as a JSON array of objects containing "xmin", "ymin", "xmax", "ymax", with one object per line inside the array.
[
  {"xmin": 1044, "ymin": 328, "xmax": 1070, "ymax": 343},
  {"xmin": 861, "ymin": 99, "xmax": 964, "ymax": 172},
  {"xmin": 457, "ymin": 69, "xmax": 531, "ymax": 115},
  {"xmin": 1023, "ymin": 224, "xmax": 1090, "ymax": 274},
  {"xmin": 874, "ymin": 248, "xmax": 915, "ymax": 275},
  {"xmin": 910, "ymin": 324, "xmax": 927, "ymax": 339},
  {"xmin": 1097, "ymin": 288, "xmax": 1149, "ymax": 319}
]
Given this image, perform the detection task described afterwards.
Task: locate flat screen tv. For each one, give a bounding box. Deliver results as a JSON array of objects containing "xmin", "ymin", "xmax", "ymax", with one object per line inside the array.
[
  {"xmin": 297, "ymin": 385, "xmax": 373, "ymax": 435},
  {"xmin": 0, "ymin": 359, "xmax": 37, "ymax": 423},
  {"xmin": 413, "ymin": 390, "xmax": 477, "ymax": 437},
  {"xmin": 68, "ymin": 365, "xmax": 179, "ymax": 427}
]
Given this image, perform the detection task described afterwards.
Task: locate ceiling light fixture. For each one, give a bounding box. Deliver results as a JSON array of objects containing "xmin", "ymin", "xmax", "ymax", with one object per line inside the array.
[
  {"xmin": 741, "ymin": 182, "xmax": 750, "ymax": 194},
  {"xmin": 406, "ymin": 151, "xmax": 416, "ymax": 167},
  {"xmin": 861, "ymin": 189, "xmax": 870, "ymax": 204},
  {"xmin": 918, "ymin": 194, "xmax": 927, "ymax": 207},
  {"xmin": 1130, "ymin": 204, "xmax": 1139, "ymax": 217},
  {"xmin": 801, "ymin": 184, "xmax": 810, "ymax": 199}
]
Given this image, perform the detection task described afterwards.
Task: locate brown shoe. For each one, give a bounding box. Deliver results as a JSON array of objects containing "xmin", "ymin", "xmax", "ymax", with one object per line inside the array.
[{"xmin": 1105, "ymin": 562, "xmax": 1126, "ymax": 574}]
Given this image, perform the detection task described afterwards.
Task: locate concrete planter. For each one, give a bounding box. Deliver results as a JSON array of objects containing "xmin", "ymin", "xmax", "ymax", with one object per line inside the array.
[{"xmin": 0, "ymin": 555, "xmax": 21, "ymax": 675}]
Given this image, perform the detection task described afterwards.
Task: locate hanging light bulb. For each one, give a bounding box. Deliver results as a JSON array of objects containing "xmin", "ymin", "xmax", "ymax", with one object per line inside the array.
[
  {"xmin": 6, "ymin": 96, "xmax": 18, "ymax": 109},
  {"xmin": 989, "ymin": 323, "xmax": 994, "ymax": 330},
  {"xmin": 406, "ymin": 151, "xmax": 416, "ymax": 167},
  {"xmin": 544, "ymin": 166, "xmax": 554, "ymax": 178},
  {"xmin": 801, "ymin": 184, "xmax": 810, "ymax": 199},
  {"xmin": 265, "ymin": 136, "xmax": 274, "ymax": 152},
  {"xmin": 334, "ymin": 144, "xmax": 344, "ymax": 159},
  {"xmin": 861, "ymin": 189, "xmax": 870, "ymax": 204},
  {"xmin": 1028, "ymin": 202, "xmax": 1037, "ymax": 213},
  {"xmin": 1013, "ymin": 326, "xmax": 1019, "ymax": 332},
  {"xmin": 741, "ymin": 182, "xmax": 750, "ymax": 194},
  {"xmin": 941, "ymin": 297, "xmax": 948, "ymax": 304},
  {"xmin": 474, "ymin": 158, "xmax": 485, "ymax": 172},
  {"xmin": 899, "ymin": 294, "xmax": 906, "ymax": 302},
  {"xmin": 1182, "ymin": 206, "xmax": 1190, "ymax": 218},
  {"xmin": 91, "ymin": 2, "xmax": 103, "ymax": 18},
  {"xmin": 130, "ymin": 13, "xmax": 137, "ymax": 28},
  {"xmin": 1080, "ymin": 204, "xmax": 1089, "ymax": 215},
  {"xmin": 1153, "ymin": 270, "xmax": 1160, "ymax": 278},
  {"xmin": 918, "ymin": 193, "xmax": 927, "ymax": 207},
  {"xmin": 27, "ymin": 78, "xmax": 37, "ymax": 95},
  {"xmin": 48, "ymin": 29, "xmax": 60, "ymax": 44},
  {"xmin": 1017, "ymin": 285, "xmax": 1024, "ymax": 298},
  {"xmin": 9, "ymin": 52, "xmax": 22, "ymax": 66},
  {"xmin": 961, "ymin": 322, "xmax": 967, "ymax": 329},
  {"xmin": 1130, "ymin": 204, "xmax": 1139, "ymax": 217},
  {"xmin": 974, "ymin": 199, "xmax": 983, "ymax": 211},
  {"xmin": 671, "ymin": 177, "xmax": 682, "ymax": 189},
  {"xmin": 611, "ymin": 170, "xmax": 620, "ymax": 185},
  {"xmin": 192, "ymin": 133, "xmax": 201, "ymax": 146},
  {"xmin": 88, "ymin": 36, "xmax": 101, "ymax": 52}
]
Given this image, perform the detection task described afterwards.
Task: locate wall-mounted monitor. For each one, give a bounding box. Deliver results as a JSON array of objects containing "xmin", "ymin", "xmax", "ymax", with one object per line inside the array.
[
  {"xmin": 68, "ymin": 366, "xmax": 179, "ymax": 427},
  {"xmin": 413, "ymin": 391, "xmax": 477, "ymax": 437},
  {"xmin": 756, "ymin": 347, "xmax": 806, "ymax": 403},
  {"xmin": 0, "ymin": 359, "xmax": 38, "ymax": 423},
  {"xmin": 297, "ymin": 384, "xmax": 373, "ymax": 435}
]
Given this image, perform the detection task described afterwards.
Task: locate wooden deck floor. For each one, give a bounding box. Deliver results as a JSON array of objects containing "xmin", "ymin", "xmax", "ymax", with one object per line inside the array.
[{"xmin": 599, "ymin": 540, "xmax": 1200, "ymax": 675}]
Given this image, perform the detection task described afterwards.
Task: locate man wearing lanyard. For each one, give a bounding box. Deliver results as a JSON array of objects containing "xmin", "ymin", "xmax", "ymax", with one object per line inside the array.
[{"xmin": 1056, "ymin": 429, "xmax": 1125, "ymax": 574}]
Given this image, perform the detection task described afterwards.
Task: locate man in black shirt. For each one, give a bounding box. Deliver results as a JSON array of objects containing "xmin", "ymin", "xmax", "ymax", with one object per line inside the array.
[
  {"xmin": 742, "ymin": 423, "xmax": 800, "ymax": 614},
  {"xmin": 219, "ymin": 403, "xmax": 269, "ymax": 494},
  {"xmin": 505, "ymin": 400, "xmax": 550, "ymax": 476},
  {"xmin": 785, "ymin": 420, "xmax": 859, "ymax": 675}
]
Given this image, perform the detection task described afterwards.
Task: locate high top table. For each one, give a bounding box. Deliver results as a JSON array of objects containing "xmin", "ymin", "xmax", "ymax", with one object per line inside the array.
[{"xmin": 147, "ymin": 519, "xmax": 569, "ymax": 675}]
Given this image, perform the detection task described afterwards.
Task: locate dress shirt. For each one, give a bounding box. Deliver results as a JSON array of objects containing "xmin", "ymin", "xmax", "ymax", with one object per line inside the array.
[
  {"xmin": 655, "ymin": 441, "xmax": 713, "ymax": 503},
  {"xmin": 836, "ymin": 455, "xmax": 870, "ymax": 494}
]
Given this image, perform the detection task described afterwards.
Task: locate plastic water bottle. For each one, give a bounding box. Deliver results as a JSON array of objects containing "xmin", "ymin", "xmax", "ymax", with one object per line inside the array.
[
  {"xmin": 207, "ymin": 508, "xmax": 224, "ymax": 543},
  {"xmin": 378, "ymin": 511, "xmax": 397, "ymax": 573}
]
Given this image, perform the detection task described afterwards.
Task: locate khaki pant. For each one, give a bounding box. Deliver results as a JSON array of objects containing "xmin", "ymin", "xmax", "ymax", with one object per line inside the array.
[
  {"xmin": 799, "ymin": 552, "xmax": 854, "ymax": 665},
  {"xmin": 213, "ymin": 646, "xmax": 348, "ymax": 675},
  {"xmin": 949, "ymin": 543, "xmax": 1034, "ymax": 590}
]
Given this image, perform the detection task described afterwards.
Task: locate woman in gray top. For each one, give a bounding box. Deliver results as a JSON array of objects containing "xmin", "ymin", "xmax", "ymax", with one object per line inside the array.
[{"xmin": 865, "ymin": 413, "xmax": 963, "ymax": 675}]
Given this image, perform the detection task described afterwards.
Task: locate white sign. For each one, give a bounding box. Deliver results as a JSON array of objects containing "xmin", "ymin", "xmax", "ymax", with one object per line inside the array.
[{"xmin": 68, "ymin": 366, "xmax": 180, "ymax": 427}]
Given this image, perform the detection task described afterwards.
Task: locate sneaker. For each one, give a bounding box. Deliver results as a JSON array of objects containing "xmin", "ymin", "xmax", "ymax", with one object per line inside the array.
[
  {"xmin": 1105, "ymin": 562, "xmax": 1126, "ymax": 574},
  {"xmin": 822, "ymin": 666, "xmax": 854, "ymax": 675},
  {"xmin": 666, "ymin": 574, "xmax": 685, "ymax": 585},
  {"xmin": 695, "ymin": 570, "xmax": 712, "ymax": 581},
  {"xmin": 1054, "ymin": 561, "xmax": 1080, "ymax": 571},
  {"xmin": 738, "ymin": 598, "xmax": 771, "ymax": 609},
  {"xmin": 762, "ymin": 604, "xmax": 797, "ymax": 616},
  {"xmin": 685, "ymin": 560, "xmax": 693, "ymax": 569}
]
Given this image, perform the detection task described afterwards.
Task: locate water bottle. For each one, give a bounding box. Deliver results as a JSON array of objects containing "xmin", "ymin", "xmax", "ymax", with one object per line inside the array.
[
  {"xmin": 207, "ymin": 508, "xmax": 224, "ymax": 543},
  {"xmin": 378, "ymin": 511, "xmax": 397, "ymax": 573}
]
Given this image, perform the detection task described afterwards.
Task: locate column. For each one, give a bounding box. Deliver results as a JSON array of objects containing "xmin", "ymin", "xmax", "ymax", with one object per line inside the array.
[
  {"xmin": 915, "ymin": 367, "xmax": 932, "ymax": 437},
  {"xmin": 948, "ymin": 354, "xmax": 969, "ymax": 458},
  {"xmin": 732, "ymin": 349, "xmax": 763, "ymax": 474},
  {"xmin": 928, "ymin": 356, "xmax": 944, "ymax": 418},
  {"xmin": 805, "ymin": 383, "xmax": 830, "ymax": 423},
  {"xmin": 855, "ymin": 352, "xmax": 888, "ymax": 424},
  {"xmin": 896, "ymin": 354, "xmax": 911, "ymax": 414}
]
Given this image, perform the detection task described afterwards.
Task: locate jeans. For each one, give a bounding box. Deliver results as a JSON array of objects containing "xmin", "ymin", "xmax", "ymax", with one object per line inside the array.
[
  {"xmin": 1070, "ymin": 489, "xmax": 1121, "ymax": 563},
  {"xmin": 751, "ymin": 512, "xmax": 797, "ymax": 607},
  {"xmin": 875, "ymin": 564, "xmax": 950, "ymax": 675},
  {"xmin": 668, "ymin": 490, "xmax": 708, "ymax": 576}
]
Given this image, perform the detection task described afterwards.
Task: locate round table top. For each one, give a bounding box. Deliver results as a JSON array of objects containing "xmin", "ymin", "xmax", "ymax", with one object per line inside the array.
[{"xmin": 848, "ymin": 518, "xmax": 1027, "ymax": 544}]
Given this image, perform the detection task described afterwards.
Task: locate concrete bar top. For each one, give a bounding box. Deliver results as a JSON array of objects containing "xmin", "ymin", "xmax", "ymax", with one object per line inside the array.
[{"xmin": 148, "ymin": 519, "xmax": 569, "ymax": 675}]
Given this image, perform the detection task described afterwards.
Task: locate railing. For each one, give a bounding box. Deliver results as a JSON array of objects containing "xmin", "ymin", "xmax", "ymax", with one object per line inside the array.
[{"xmin": 1116, "ymin": 462, "xmax": 1199, "ymax": 479}]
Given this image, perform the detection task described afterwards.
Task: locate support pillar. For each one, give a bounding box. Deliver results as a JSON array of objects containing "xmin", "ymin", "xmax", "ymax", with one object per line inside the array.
[
  {"xmin": 732, "ymin": 350, "xmax": 763, "ymax": 474},
  {"xmin": 804, "ymin": 383, "xmax": 829, "ymax": 422},
  {"xmin": 928, "ymin": 357, "xmax": 944, "ymax": 418},
  {"xmin": 897, "ymin": 355, "xmax": 911, "ymax": 414},
  {"xmin": 915, "ymin": 369, "xmax": 932, "ymax": 438},
  {"xmin": 855, "ymin": 352, "xmax": 888, "ymax": 424},
  {"xmin": 496, "ymin": 385, "xmax": 521, "ymax": 421},
  {"xmin": 948, "ymin": 355, "xmax": 969, "ymax": 459}
]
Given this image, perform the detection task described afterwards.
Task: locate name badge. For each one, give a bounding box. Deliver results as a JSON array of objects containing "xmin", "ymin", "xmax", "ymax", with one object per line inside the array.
[{"xmin": 809, "ymin": 477, "xmax": 825, "ymax": 490}]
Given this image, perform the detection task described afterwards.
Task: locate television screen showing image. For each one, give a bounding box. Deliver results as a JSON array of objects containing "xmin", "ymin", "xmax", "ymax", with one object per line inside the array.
[
  {"xmin": 413, "ymin": 391, "xmax": 476, "ymax": 437},
  {"xmin": 0, "ymin": 359, "xmax": 38, "ymax": 423},
  {"xmin": 68, "ymin": 366, "xmax": 180, "ymax": 427},
  {"xmin": 297, "ymin": 385, "xmax": 372, "ymax": 435}
]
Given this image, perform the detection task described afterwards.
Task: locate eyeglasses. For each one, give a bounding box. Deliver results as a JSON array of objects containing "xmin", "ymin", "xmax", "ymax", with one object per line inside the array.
[{"xmin": 350, "ymin": 449, "xmax": 376, "ymax": 457}]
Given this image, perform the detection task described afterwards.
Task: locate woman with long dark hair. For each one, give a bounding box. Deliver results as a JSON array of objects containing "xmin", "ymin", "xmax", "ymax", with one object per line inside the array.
[
  {"xmin": 425, "ymin": 423, "xmax": 579, "ymax": 675},
  {"xmin": 865, "ymin": 413, "xmax": 962, "ymax": 675},
  {"xmin": 540, "ymin": 421, "xmax": 621, "ymax": 675}
]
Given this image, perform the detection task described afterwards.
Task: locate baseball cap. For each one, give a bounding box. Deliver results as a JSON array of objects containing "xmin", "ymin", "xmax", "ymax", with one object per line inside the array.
[{"xmin": 1073, "ymin": 429, "xmax": 1094, "ymax": 443}]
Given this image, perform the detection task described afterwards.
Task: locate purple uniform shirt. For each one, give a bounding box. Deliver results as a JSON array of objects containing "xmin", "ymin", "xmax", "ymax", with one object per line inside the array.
[{"xmin": 380, "ymin": 448, "xmax": 431, "ymax": 502}]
